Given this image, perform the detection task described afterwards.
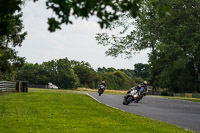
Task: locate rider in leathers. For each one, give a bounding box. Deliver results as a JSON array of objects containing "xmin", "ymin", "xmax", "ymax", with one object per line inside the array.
[
  {"xmin": 125, "ymin": 81, "xmax": 148, "ymax": 96},
  {"xmin": 98, "ymin": 81, "xmax": 107, "ymax": 90}
]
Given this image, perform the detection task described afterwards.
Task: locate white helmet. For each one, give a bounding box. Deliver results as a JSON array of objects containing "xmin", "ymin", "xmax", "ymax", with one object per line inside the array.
[{"xmin": 144, "ymin": 81, "xmax": 147, "ymax": 85}]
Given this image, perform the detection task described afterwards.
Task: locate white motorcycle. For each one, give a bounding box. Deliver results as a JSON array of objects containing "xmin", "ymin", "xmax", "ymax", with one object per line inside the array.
[{"xmin": 123, "ymin": 87, "xmax": 145, "ymax": 105}]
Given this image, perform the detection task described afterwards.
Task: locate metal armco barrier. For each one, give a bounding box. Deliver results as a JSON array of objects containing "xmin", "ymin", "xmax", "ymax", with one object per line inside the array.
[
  {"xmin": 0, "ymin": 81, "xmax": 28, "ymax": 93},
  {"xmin": 0, "ymin": 81, "xmax": 16, "ymax": 92}
]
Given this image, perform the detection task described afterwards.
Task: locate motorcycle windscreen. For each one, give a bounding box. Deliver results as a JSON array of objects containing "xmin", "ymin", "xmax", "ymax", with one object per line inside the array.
[
  {"xmin": 131, "ymin": 90, "xmax": 137, "ymax": 94},
  {"xmin": 100, "ymin": 85, "xmax": 105, "ymax": 89}
]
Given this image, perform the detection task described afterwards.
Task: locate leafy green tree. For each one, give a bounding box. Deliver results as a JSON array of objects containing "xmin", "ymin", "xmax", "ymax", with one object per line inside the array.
[
  {"xmin": 0, "ymin": 0, "xmax": 27, "ymax": 79},
  {"xmin": 96, "ymin": 0, "xmax": 200, "ymax": 92},
  {"xmin": 16, "ymin": 58, "xmax": 79, "ymax": 89},
  {"xmin": 16, "ymin": 63, "xmax": 50, "ymax": 84},
  {"xmin": 134, "ymin": 63, "xmax": 150, "ymax": 80},
  {"xmin": 15, "ymin": 63, "xmax": 33, "ymax": 83},
  {"xmin": 147, "ymin": 0, "xmax": 200, "ymax": 92},
  {"xmin": 41, "ymin": 60, "xmax": 57, "ymax": 84},
  {"xmin": 97, "ymin": 67, "xmax": 116, "ymax": 73},
  {"xmin": 98, "ymin": 67, "xmax": 136, "ymax": 80},
  {"xmin": 134, "ymin": 77, "xmax": 144, "ymax": 85},
  {"xmin": 95, "ymin": 0, "xmax": 169, "ymax": 58},
  {"xmin": 34, "ymin": 0, "xmax": 145, "ymax": 32},
  {"xmin": 0, "ymin": 71, "xmax": 16, "ymax": 81},
  {"xmin": 54, "ymin": 58, "xmax": 79, "ymax": 88},
  {"xmin": 118, "ymin": 69, "xmax": 135, "ymax": 79},
  {"xmin": 102, "ymin": 71, "xmax": 135, "ymax": 90},
  {"xmin": 16, "ymin": 58, "xmax": 141, "ymax": 90},
  {"xmin": 71, "ymin": 60, "xmax": 100, "ymax": 88}
]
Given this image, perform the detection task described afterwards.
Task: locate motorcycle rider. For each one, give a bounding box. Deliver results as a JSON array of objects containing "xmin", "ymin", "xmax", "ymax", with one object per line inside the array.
[
  {"xmin": 136, "ymin": 81, "xmax": 148, "ymax": 95},
  {"xmin": 98, "ymin": 81, "xmax": 107, "ymax": 90},
  {"xmin": 125, "ymin": 81, "xmax": 148, "ymax": 96}
]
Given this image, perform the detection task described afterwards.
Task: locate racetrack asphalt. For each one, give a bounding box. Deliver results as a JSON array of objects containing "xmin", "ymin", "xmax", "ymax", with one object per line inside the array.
[{"xmin": 87, "ymin": 93, "xmax": 200, "ymax": 133}]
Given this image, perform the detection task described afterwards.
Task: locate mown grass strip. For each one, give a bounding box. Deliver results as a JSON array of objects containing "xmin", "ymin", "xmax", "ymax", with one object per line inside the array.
[
  {"xmin": 0, "ymin": 91, "xmax": 193, "ymax": 133},
  {"xmin": 77, "ymin": 87, "xmax": 127, "ymax": 95},
  {"xmin": 158, "ymin": 96, "xmax": 200, "ymax": 103}
]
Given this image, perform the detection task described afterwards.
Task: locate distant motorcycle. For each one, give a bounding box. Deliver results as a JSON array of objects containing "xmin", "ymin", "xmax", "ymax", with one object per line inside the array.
[
  {"xmin": 98, "ymin": 85, "xmax": 105, "ymax": 96},
  {"xmin": 123, "ymin": 87, "xmax": 145, "ymax": 105}
]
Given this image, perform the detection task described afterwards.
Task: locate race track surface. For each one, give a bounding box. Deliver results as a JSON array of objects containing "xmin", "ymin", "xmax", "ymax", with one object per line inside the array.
[{"xmin": 87, "ymin": 93, "xmax": 200, "ymax": 133}]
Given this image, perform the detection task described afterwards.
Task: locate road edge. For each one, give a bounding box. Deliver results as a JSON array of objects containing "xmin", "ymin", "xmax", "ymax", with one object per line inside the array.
[{"xmin": 86, "ymin": 93, "xmax": 125, "ymax": 112}]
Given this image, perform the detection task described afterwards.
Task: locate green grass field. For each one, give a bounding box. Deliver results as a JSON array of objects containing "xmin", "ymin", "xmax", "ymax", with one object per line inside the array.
[{"xmin": 0, "ymin": 90, "xmax": 194, "ymax": 133}]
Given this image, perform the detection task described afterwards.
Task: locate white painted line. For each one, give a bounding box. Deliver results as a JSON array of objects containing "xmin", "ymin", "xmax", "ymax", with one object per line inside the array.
[
  {"xmin": 86, "ymin": 93, "xmax": 101, "ymax": 103},
  {"xmin": 86, "ymin": 93, "xmax": 125, "ymax": 112}
]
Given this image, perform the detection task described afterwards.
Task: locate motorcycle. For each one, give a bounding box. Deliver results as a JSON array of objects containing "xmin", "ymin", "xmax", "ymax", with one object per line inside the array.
[
  {"xmin": 98, "ymin": 84, "xmax": 105, "ymax": 96},
  {"xmin": 123, "ymin": 87, "xmax": 145, "ymax": 105}
]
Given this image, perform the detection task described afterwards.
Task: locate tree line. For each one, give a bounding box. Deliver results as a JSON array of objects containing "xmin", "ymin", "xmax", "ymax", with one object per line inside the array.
[{"xmin": 12, "ymin": 58, "xmax": 149, "ymax": 90}]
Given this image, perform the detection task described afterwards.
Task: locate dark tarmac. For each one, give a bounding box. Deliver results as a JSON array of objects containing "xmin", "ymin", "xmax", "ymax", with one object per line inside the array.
[{"xmin": 88, "ymin": 93, "xmax": 200, "ymax": 133}]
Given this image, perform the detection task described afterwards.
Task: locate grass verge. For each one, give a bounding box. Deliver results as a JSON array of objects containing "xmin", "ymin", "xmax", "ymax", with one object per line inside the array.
[
  {"xmin": 77, "ymin": 87, "xmax": 127, "ymax": 95},
  {"xmin": 0, "ymin": 90, "xmax": 193, "ymax": 133},
  {"xmin": 157, "ymin": 96, "xmax": 200, "ymax": 103}
]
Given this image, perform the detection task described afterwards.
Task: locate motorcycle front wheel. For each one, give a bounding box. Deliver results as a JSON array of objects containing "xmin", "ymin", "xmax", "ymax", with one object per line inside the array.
[
  {"xmin": 123, "ymin": 100, "xmax": 127, "ymax": 105},
  {"xmin": 98, "ymin": 89, "xmax": 103, "ymax": 96},
  {"xmin": 126, "ymin": 96, "xmax": 133, "ymax": 105}
]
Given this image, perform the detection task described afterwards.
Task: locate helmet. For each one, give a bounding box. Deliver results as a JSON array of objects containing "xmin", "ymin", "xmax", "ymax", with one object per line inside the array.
[
  {"xmin": 144, "ymin": 81, "xmax": 147, "ymax": 85},
  {"xmin": 102, "ymin": 81, "xmax": 105, "ymax": 84}
]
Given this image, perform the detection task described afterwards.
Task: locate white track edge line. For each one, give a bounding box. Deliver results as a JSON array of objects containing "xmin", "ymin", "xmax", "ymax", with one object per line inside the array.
[{"xmin": 86, "ymin": 93, "xmax": 125, "ymax": 112}]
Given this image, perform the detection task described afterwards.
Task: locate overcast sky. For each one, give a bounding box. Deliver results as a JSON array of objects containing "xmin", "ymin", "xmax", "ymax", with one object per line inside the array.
[{"xmin": 17, "ymin": 0, "xmax": 149, "ymax": 70}]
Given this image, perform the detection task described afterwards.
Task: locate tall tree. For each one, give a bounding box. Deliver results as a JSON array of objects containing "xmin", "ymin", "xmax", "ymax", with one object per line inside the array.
[
  {"xmin": 54, "ymin": 58, "xmax": 79, "ymax": 88},
  {"xmin": 147, "ymin": 0, "xmax": 200, "ymax": 92},
  {"xmin": 71, "ymin": 60, "xmax": 100, "ymax": 88},
  {"xmin": 118, "ymin": 69, "xmax": 135, "ymax": 79},
  {"xmin": 16, "ymin": 58, "xmax": 80, "ymax": 89},
  {"xmin": 0, "ymin": 0, "xmax": 27, "ymax": 80},
  {"xmin": 97, "ymin": 67, "xmax": 116, "ymax": 73},
  {"xmin": 102, "ymin": 70, "xmax": 135, "ymax": 90},
  {"xmin": 134, "ymin": 63, "xmax": 150, "ymax": 80},
  {"xmin": 16, "ymin": 63, "xmax": 50, "ymax": 84},
  {"xmin": 96, "ymin": 0, "xmax": 200, "ymax": 92}
]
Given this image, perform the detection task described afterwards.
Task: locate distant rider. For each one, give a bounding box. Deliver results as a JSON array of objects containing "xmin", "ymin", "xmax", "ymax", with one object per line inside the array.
[{"xmin": 98, "ymin": 81, "xmax": 107, "ymax": 90}]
